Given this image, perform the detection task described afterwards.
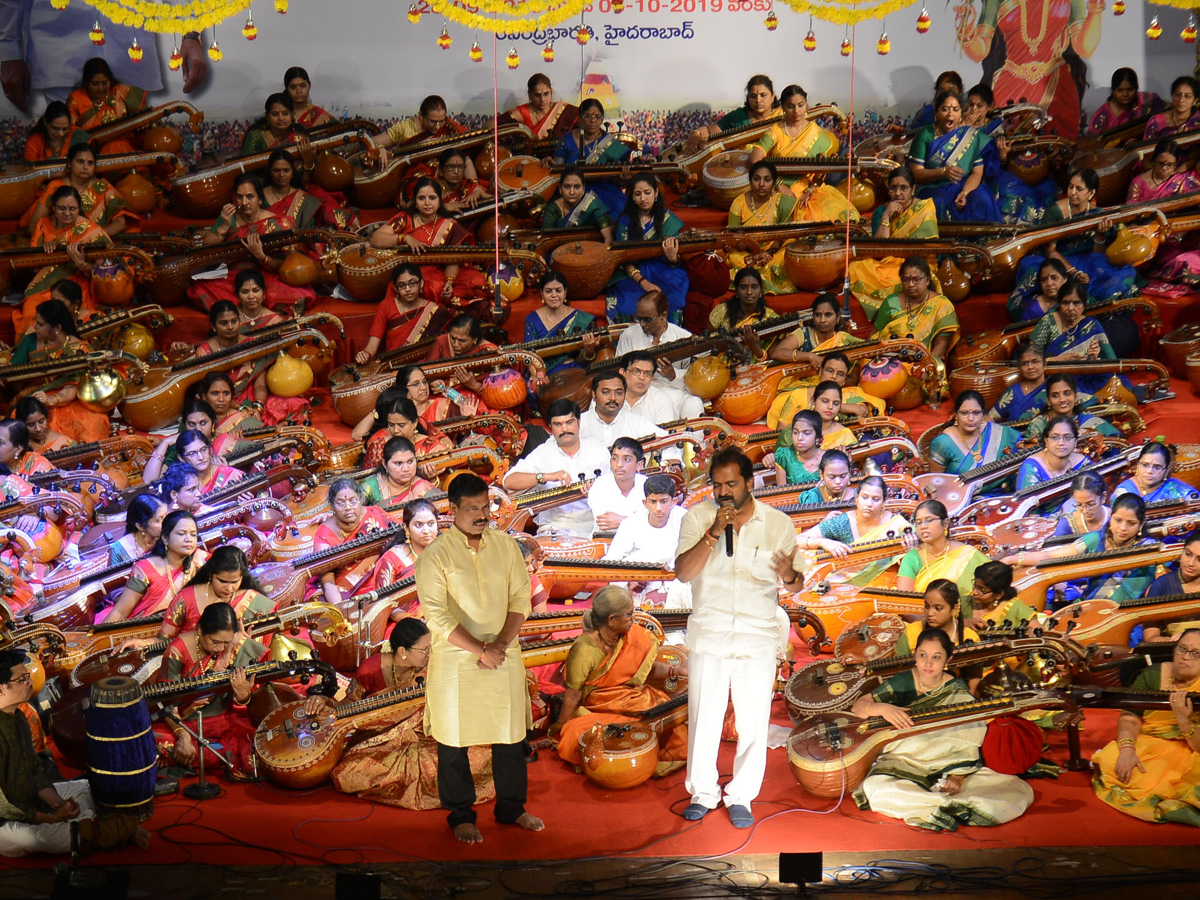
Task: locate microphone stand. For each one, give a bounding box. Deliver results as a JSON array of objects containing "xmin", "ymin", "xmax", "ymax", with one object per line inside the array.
[{"xmin": 181, "ymin": 710, "xmax": 225, "ymax": 799}]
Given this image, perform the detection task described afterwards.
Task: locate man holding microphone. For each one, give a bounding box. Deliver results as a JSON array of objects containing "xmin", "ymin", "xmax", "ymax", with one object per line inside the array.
[{"xmin": 675, "ymin": 447, "xmax": 801, "ymax": 828}]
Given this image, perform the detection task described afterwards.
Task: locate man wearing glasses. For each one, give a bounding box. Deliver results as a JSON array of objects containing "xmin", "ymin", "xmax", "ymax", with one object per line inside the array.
[
  {"xmin": 0, "ymin": 649, "xmax": 148, "ymax": 856},
  {"xmin": 614, "ymin": 291, "xmax": 705, "ymax": 419},
  {"xmin": 1091, "ymin": 628, "xmax": 1200, "ymax": 825},
  {"xmin": 619, "ymin": 350, "xmax": 680, "ymax": 425}
]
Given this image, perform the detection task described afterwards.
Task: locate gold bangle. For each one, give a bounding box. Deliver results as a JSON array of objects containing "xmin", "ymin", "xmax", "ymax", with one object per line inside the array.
[
  {"xmin": 1183, "ymin": 722, "xmax": 1198, "ymax": 737},
  {"xmin": 1118, "ymin": 738, "xmax": 1135, "ymax": 748},
  {"xmin": 792, "ymin": 348, "xmax": 799, "ymax": 362}
]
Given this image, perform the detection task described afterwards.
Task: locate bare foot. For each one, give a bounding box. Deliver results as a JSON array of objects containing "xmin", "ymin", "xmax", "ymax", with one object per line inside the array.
[
  {"xmin": 453, "ymin": 823, "xmax": 483, "ymax": 844},
  {"xmin": 513, "ymin": 812, "xmax": 544, "ymax": 832},
  {"xmin": 132, "ymin": 826, "xmax": 152, "ymax": 850}
]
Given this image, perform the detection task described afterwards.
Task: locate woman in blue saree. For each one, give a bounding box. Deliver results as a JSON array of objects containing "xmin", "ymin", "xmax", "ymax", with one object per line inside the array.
[
  {"xmin": 607, "ymin": 173, "xmax": 689, "ymax": 321},
  {"xmin": 1007, "ymin": 258, "xmax": 1069, "ymax": 324},
  {"xmin": 1023, "ymin": 373, "xmax": 1123, "ymax": 441},
  {"xmin": 540, "ymin": 165, "xmax": 615, "ymax": 242},
  {"xmin": 523, "ymin": 270, "xmax": 598, "ymax": 375},
  {"xmin": 990, "ymin": 342, "xmax": 1047, "ymax": 424},
  {"xmin": 1004, "ymin": 493, "xmax": 1162, "ymax": 609},
  {"xmin": 908, "ymin": 90, "xmax": 1001, "ymax": 223},
  {"xmin": 1014, "ymin": 415, "xmax": 1090, "ymax": 514},
  {"xmin": 552, "ymin": 98, "xmax": 631, "ymax": 218},
  {"xmin": 1030, "ymin": 281, "xmax": 1119, "ymax": 394},
  {"xmin": 928, "ymin": 390, "xmax": 1020, "ymax": 494},
  {"xmin": 1112, "ymin": 443, "xmax": 1200, "ymax": 505},
  {"xmin": 1009, "ymin": 168, "xmax": 1138, "ymax": 307}
]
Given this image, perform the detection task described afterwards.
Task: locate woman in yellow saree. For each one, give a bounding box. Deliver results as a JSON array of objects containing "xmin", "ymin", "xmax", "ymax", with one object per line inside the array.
[
  {"xmin": 1092, "ymin": 630, "xmax": 1200, "ymax": 827},
  {"xmin": 850, "ymin": 168, "xmax": 940, "ymax": 319},
  {"xmin": 748, "ymin": 84, "xmax": 859, "ymax": 224},
  {"xmin": 891, "ymin": 500, "xmax": 989, "ymax": 612},
  {"xmin": 725, "ymin": 160, "xmax": 799, "ymax": 293},
  {"xmin": 553, "ymin": 587, "xmax": 687, "ymax": 779}
]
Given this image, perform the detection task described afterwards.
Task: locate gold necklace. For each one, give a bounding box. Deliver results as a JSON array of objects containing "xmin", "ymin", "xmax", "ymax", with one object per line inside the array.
[
  {"xmin": 1018, "ymin": 0, "xmax": 1052, "ymax": 54},
  {"xmin": 921, "ymin": 542, "xmax": 950, "ymax": 568}
]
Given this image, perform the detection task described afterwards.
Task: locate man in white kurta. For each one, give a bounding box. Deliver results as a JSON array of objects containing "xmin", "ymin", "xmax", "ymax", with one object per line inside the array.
[
  {"xmin": 417, "ymin": 473, "xmax": 542, "ymax": 844},
  {"xmin": 675, "ymin": 447, "xmax": 801, "ymax": 828},
  {"xmin": 614, "ymin": 292, "xmax": 704, "ymax": 418},
  {"xmin": 621, "ymin": 350, "xmax": 683, "ymax": 424}
]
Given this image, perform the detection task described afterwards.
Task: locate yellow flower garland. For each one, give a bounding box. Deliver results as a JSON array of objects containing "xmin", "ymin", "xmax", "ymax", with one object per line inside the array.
[
  {"xmin": 1147, "ymin": 0, "xmax": 1200, "ymax": 7},
  {"xmin": 776, "ymin": 0, "xmax": 919, "ymax": 26},
  {"xmin": 79, "ymin": 0, "xmax": 253, "ymax": 33},
  {"xmin": 428, "ymin": 0, "xmax": 588, "ymax": 34}
]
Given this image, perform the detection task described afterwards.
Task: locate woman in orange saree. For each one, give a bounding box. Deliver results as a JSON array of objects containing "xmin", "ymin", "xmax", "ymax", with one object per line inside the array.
[
  {"xmin": 313, "ymin": 478, "xmax": 396, "ymax": 607},
  {"xmin": 554, "ymin": 587, "xmax": 687, "ymax": 778},
  {"xmin": 21, "ymin": 143, "xmax": 136, "ymax": 237},
  {"xmin": 499, "ymin": 73, "xmax": 579, "ymax": 142},
  {"xmin": 66, "ymin": 58, "xmax": 147, "ymax": 154},
  {"xmin": 330, "ymin": 619, "xmax": 496, "ymax": 809},
  {"xmin": 23, "ymin": 102, "xmax": 90, "ymax": 162},
  {"xmin": 187, "ymin": 173, "xmax": 316, "ymax": 316},
  {"xmin": 14, "ymin": 186, "xmax": 111, "ymax": 336}
]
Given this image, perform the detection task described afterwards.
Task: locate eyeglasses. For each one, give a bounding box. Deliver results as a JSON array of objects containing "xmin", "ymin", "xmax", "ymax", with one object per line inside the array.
[
  {"xmin": 1077, "ymin": 498, "xmax": 1103, "ymax": 511},
  {"xmin": 581, "ymin": 112, "xmax": 604, "ymax": 121},
  {"xmin": 1138, "ymin": 461, "xmax": 1168, "ymax": 473},
  {"xmin": 182, "ymin": 448, "xmax": 209, "ymax": 459},
  {"xmin": 634, "ymin": 314, "xmax": 662, "ymax": 325},
  {"xmin": 333, "ymin": 497, "xmax": 361, "ymax": 510},
  {"xmin": 913, "ymin": 517, "xmax": 945, "ymax": 526},
  {"xmin": 1175, "ymin": 646, "xmax": 1200, "ymax": 661},
  {"xmin": 5, "ymin": 674, "xmax": 33, "ymax": 685},
  {"xmin": 396, "ymin": 280, "xmax": 422, "ymax": 289},
  {"xmin": 442, "ymin": 164, "xmax": 465, "ymax": 171},
  {"xmin": 626, "ymin": 367, "xmax": 655, "ymax": 378},
  {"xmin": 900, "ymin": 275, "xmax": 927, "ymax": 284},
  {"xmin": 1046, "ymin": 434, "xmax": 1077, "ymax": 443}
]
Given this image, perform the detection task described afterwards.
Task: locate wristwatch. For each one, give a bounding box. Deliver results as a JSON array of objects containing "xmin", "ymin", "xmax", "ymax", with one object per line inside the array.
[{"xmin": 536, "ymin": 473, "xmax": 545, "ymax": 484}]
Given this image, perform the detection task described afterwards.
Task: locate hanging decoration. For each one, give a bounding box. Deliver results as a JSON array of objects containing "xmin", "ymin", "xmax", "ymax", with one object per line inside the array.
[
  {"xmin": 542, "ymin": 42, "xmax": 555, "ymax": 62},
  {"xmin": 425, "ymin": 0, "xmax": 589, "ymax": 35},
  {"xmin": 242, "ymin": 10, "xmax": 257, "ymax": 40},
  {"xmin": 507, "ymin": 46, "xmax": 520, "ymax": 69},
  {"xmin": 877, "ymin": 29, "xmax": 890, "ymax": 54},
  {"xmin": 71, "ymin": 1, "xmax": 257, "ymax": 35},
  {"xmin": 51, "ymin": 0, "xmax": 70, "ymax": 9},
  {"xmin": 1147, "ymin": 15, "xmax": 1162, "ymax": 38},
  {"xmin": 90, "ymin": 19, "xmax": 105, "ymax": 44},
  {"xmin": 1184, "ymin": 13, "xmax": 1198, "ymax": 42},
  {"xmin": 804, "ymin": 15, "xmax": 817, "ymax": 50},
  {"xmin": 775, "ymin": 0, "xmax": 922, "ymax": 27},
  {"xmin": 915, "ymin": 6, "xmax": 930, "ymax": 32},
  {"xmin": 765, "ymin": 8, "xmax": 779, "ymax": 30},
  {"xmin": 128, "ymin": 37, "xmax": 142, "ymax": 61},
  {"xmin": 612, "ymin": 0, "xmax": 626, "ymax": 11},
  {"xmin": 469, "ymin": 40, "xmax": 483, "ymax": 62},
  {"xmin": 438, "ymin": 25, "xmax": 453, "ymax": 49},
  {"xmin": 408, "ymin": 4, "xmax": 421, "ymax": 24},
  {"xmin": 576, "ymin": 23, "xmax": 593, "ymax": 44},
  {"xmin": 1112, "ymin": 0, "xmax": 1125, "ymax": 13},
  {"xmin": 275, "ymin": 0, "xmax": 288, "ymax": 12},
  {"xmin": 208, "ymin": 39, "xmax": 223, "ymax": 61},
  {"xmin": 840, "ymin": 24, "xmax": 852, "ymax": 55},
  {"xmin": 168, "ymin": 41, "xmax": 183, "ymax": 70}
]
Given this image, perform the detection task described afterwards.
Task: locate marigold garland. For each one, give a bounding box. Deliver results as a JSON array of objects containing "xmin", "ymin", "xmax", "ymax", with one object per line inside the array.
[
  {"xmin": 78, "ymin": 0, "xmax": 254, "ymax": 34},
  {"xmin": 426, "ymin": 0, "xmax": 588, "ymax": 34},
  {"xmin": 776, "ymin": 0, "xmax": 919, "ymax": 27}
]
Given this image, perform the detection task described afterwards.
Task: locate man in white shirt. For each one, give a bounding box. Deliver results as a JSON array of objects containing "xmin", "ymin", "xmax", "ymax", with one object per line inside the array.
[
  {"xmin": 613, "ymin": 291, "xmax": 704, "ymax": 418},
  {"xmin": 503, "ymin": 399, "xmax": 609, "ymax": 537},
  {"xmin": 675, "ymin": 447, "xmax": 801, "ymax": 829},
  {"xmin": 621, "ymin": 350, "xmax": 683, "ymax": 425},
  {"xmin": 587, "ymin": 437, "xmax": 647, "ymax": 534},
  {"xmin": 579, "ymin": 372, "xmax": 684, "ymax": 466},
  {"xmin": 605, "ymin": 473, "xmax": 690, "ymax": 608}
]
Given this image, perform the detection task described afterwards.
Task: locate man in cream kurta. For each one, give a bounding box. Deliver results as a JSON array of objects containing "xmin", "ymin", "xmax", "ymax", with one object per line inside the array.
[{"xmin": 416, "ymin": 473, "xmax": 542, "ymax": 844}]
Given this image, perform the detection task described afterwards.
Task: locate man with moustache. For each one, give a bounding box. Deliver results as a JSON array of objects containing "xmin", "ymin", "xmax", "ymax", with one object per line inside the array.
[
  {"xmin": 416, "ymin": 474, "xmax": 543, "ymax": 845},
  {"xmin": 503, "ymin": 399, "xmax": 609, "ymax": 536},
  {"xmin": 675, "ymin": 447, "xmax": 801, "ymax": 829},
  {"xmin": 580, "ymin": 373, "xmax": 682, "ymax": 466}
]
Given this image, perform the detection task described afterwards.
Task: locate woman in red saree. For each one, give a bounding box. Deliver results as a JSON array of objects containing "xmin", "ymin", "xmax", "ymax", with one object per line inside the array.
[
  {"xmin": 284, "ymin": 66, "xmax": 334, "ymax": 129},
  {"xmin": 0, "ymin": 419, "xmax": 54, "ymax": 481},
  {"xmin": 263, "ymin": 148, "xmax": 358, "ymax": 231},
  {"xmin": 241, "ymin": 93, "xmax": 311, "ymax": 156},
  {"xmin": 355, "ymin": 264, "xmax": 450, "ymax": 366},
  {"xmin": 100, "ymin": 510, "xmax": 208, "ymax": 624},
  {"xmin": 188, "ymin": 173, "xmax": 316, "ymax": 316},
  {"xmin": 327, "ymin": 619, "xmax": 495, "ymax": 808},
  {"xmin": 14, "ymin": 397, "xmax": 73, "ymax": 455},
  {"xmin": 23, "ymin": 101, "xmax": 90, "ymax": 162},
  {"xmin": 362, "ymin": 398, "xmax": 452, "ymax": 470},
  {"xmin": 155, "ymin": 601, "xmax": 266, "ymax": 777},
  {"xmin": 357, "ymin": 498, "xmax": 439, "ymax": 609},
  {"xmin": 360, "ymin": 437, "xmax": 435, "ymax": 509},
  {"xmin": 314, "ymin": 478, "xmax": 396, "ymax": 607},
  {"xmin": 175, "ymin": 430, "xmax": 244, "ymax": 498},
  {"xmin": 22, "ymin": 143, "xmax": 136, "ymax": 237},
  {"xmin": 499, "ymin": 73, "xmax": 579, "ymax": 142},
  {"xmin": 369, "ymin": 177, "xmax": 486, "ymax": 307},
  {"xmin": 350, "ymin": 363, "xmax": 474, "ymax": 443},
  {"xmin": 233, "ymin": 269, "xmax": 285, "ymax": 331},
  {"xmin": 10, "ymin": 298, "xmax": 110, "ymax": 443},
  {"xmin": 553, "ymin": 586, "xmax": 687, "ymax": 777},
  {"xmin": 66, "ymin": 58, "xmax": 147, "ymax": 154},
  {"xmin": 198, "ymin": 371, "xmax": 265, "ymax": 448},
  {"xmin": 15, "ymin": 185, "xmax": 111, "ymax": 336}
]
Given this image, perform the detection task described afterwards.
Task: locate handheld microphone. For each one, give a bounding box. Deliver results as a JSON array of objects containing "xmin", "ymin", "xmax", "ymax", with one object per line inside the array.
[{"xmin": 720, "ymin": 500, "xmax": 734, "ymax": 557}]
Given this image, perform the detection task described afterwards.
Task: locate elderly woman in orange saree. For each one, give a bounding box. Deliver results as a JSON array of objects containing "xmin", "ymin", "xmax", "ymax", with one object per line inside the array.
[
  {"xmin": 66, "ymin": 58, "xmax": 147, "ymax": 154},
  {"xmin": 187, "ymin": 173, "xmax": 316, "ymax": 316},
  {"xmin": 553, "ymin": 587, "xmax": 687, "ymax": 778},
  {"xmin": 328, "ymin": 619, "xmax": 496, "ymax": 809},
  {"xmin": 314, "ymin": 478, "xmax": 396, "ymax": 606},
  {"xmin": 747, "ymin": 84, "xmax": 858, "ymax": 225},
  {"xmin": 21, "ymin": 143, "xmax": 136, "ymax": 237},
  {"xmin": 14, "ymin": 186, "xmax": 111, "ymax": 337}
]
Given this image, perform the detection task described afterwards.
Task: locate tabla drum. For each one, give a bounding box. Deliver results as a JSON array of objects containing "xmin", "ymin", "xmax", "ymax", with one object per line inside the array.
[
  {"xmin": 834, "ymin": 613, "xmax": 906, "ymax": 664},
  {"xmin": 700, "ymin": 150, "xmax": 752, "ymax": 210},
  {"xmin": 1160, "ymin": 323, "xmax": 1200, "ymax": 377},
  {"xmin": 85, "ymin": 676, "xmax": 156, "ymax": 820}
]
